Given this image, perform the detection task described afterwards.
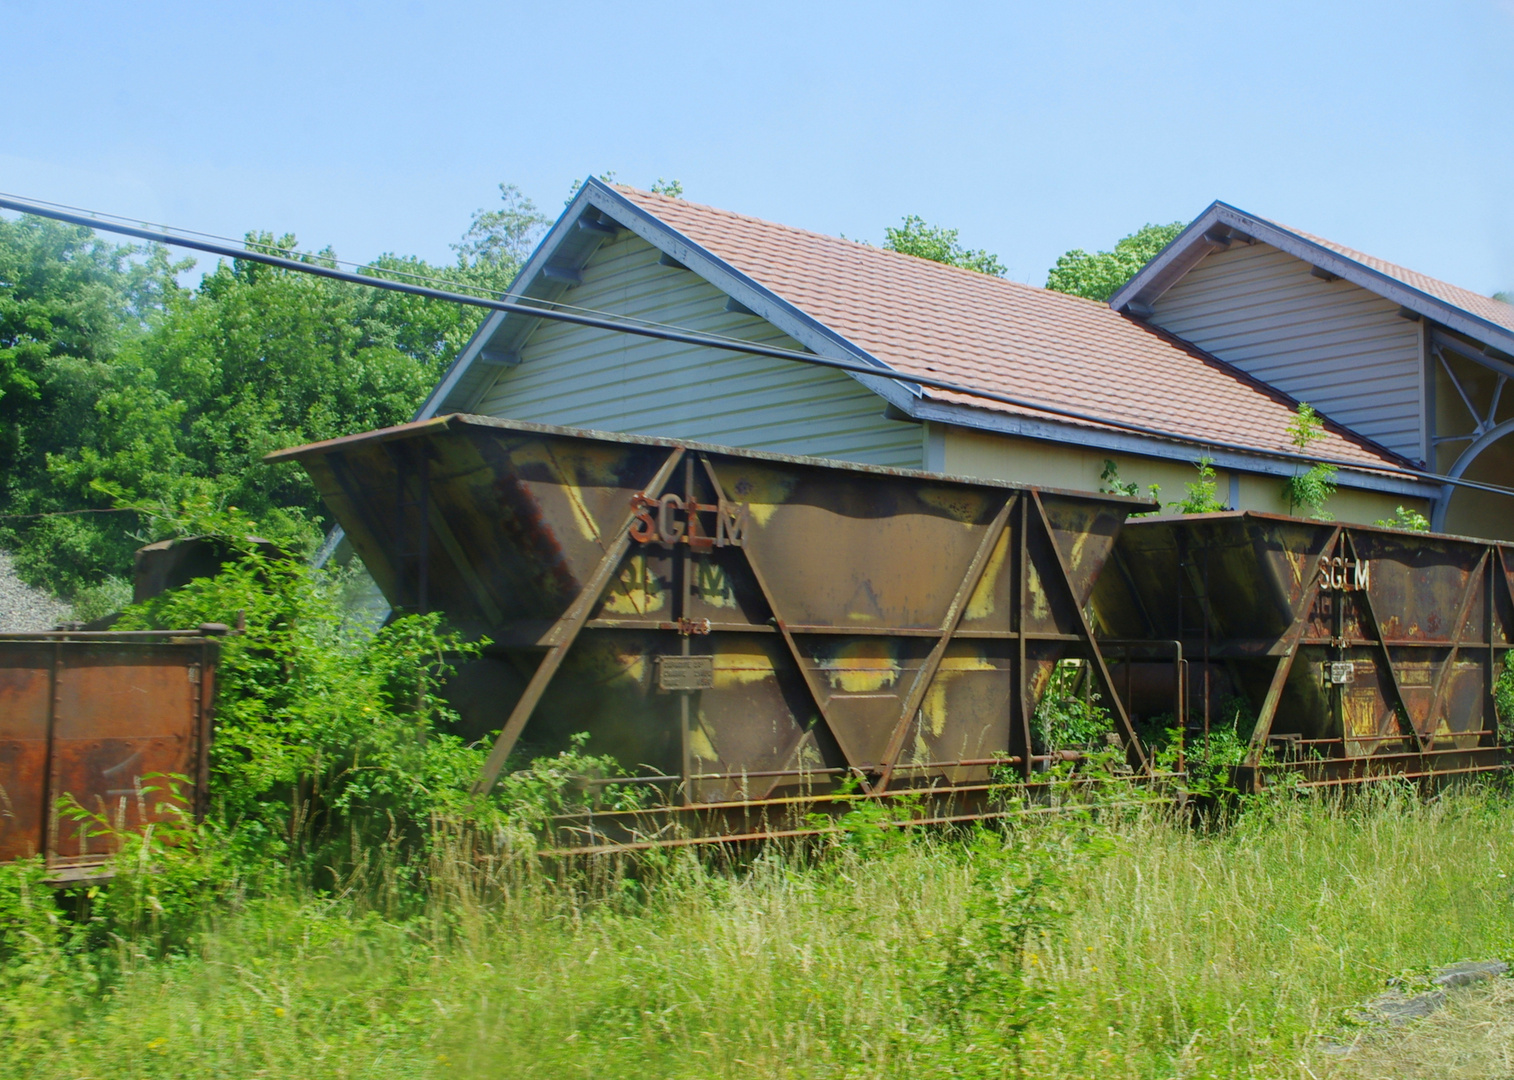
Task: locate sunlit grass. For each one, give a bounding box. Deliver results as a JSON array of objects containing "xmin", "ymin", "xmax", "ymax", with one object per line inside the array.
[{"xmin": 5, "ymin": 784, "xmax": 1514, "ymax": 1079}]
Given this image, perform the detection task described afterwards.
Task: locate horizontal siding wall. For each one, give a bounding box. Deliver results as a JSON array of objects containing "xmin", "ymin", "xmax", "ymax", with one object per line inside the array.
[
  {"xmin": 1150, "ymin": 243, "xmax": 1423, "ymax": 461},
  {"xmin": 471, "ymin": 232, "xmax": 922, "ymax": 468}
]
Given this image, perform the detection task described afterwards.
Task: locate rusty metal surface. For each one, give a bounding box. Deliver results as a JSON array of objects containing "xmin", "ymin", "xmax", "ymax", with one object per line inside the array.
[
  {"xmin": 272, "ymin": 414, "xmax": 1152, "ymax": 818},
  {"xmin": 133, "ymin": 536, "xmax": 284, "ymax": 604},
  {"xmin": 1093, "ymin": 511, "xmax": 1514, "ymax": 784},
  {"xmin": 0, "ymin": 632, "xmax": 218, "ymax": 872}
]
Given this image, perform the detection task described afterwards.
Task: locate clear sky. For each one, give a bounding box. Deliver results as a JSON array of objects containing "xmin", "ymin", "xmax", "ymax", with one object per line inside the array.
[{"xmin": 3, "ymin": 1, "xmax": 1511, "ymax": 295}]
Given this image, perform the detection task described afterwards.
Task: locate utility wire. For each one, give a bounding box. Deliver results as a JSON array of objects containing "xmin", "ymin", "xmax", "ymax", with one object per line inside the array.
[
  {"xmin": 3, "ymin": 191, "xmax": 1511, "ymax": 504},
  {"xmin": 0, "ymin": 191, "xmax": 773, "ymax": 351}
]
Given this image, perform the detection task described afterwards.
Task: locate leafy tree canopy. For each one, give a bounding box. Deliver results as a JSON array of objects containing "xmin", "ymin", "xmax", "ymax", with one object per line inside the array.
[
  {"xmin": 883, "ymin": 216, "xmax": 1006, "ymax": 277},
  {"xmin": 1044, "ymin": 222, "xmax": 1183, "ymax": 302},
  {"xmin": 0, "ymin": 183, "xmax": 551, "ymax": 597}
]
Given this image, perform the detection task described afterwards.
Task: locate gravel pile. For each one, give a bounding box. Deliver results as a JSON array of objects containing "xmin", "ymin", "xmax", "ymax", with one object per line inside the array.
[{"xmin": 0, "ymin": 550, "xmax": 70, "ymax": 632}]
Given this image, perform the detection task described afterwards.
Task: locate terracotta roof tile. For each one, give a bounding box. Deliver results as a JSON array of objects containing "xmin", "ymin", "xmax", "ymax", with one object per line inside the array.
[{"xmin": 615, "ymin": 187, "xmax": 1407, "ymax": 471}]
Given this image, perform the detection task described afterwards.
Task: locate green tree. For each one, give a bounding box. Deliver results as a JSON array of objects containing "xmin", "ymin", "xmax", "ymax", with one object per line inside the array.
[
  {"xmin": 2, "ymin": 182, "xmax": 551, "ymax": 598},
  {"xmin": 1045, "ymin": 221, "xmax": 1183, "ymax": 301},
  {"xmin": 0, "ymin": 216, "xmax": 185, "ymax": 590},
  {"xmin": 451, "ymin": 182, "xmax": 549, "ymax": 288},
  {"xmin": 883, "ymin": 215, "xmax": 1006, "ymax": 276}
]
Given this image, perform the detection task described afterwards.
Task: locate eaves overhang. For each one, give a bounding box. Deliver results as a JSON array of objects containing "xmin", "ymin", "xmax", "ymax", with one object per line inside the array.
[
  {"xmin": 1109, "ymin": 201, "xmax": 1514, "ymax": 358},
  {"xmin": 903, "ymin": 397, "xmax": 1435, "ymax": 500}
]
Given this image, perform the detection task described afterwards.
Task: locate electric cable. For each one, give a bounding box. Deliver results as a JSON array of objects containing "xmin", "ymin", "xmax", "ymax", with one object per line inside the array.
[{"xmin": 4, "ymin": 191, "xmax": 1512, "ymax": 504}]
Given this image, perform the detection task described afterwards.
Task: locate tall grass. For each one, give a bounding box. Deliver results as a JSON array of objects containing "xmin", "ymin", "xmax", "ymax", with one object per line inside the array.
[{"xmin": 3, "ymin": 785, "xmax": 1513, "ymax": 1079}]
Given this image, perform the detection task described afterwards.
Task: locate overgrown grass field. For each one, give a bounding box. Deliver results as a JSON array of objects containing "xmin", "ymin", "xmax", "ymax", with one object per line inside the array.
[{"xmin": 5, "ymin": 786, "xmax": 1514, "ymax": 1079}]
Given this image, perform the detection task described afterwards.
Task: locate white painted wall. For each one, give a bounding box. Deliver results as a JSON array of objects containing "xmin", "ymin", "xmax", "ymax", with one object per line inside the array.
[
  {"xmin": 470, "ymin": 232, "xmax": 924, "ymax": 468},
  {"xmin": 1149, "ymin": 242, "xmax": 1424, "ymax": 462}
]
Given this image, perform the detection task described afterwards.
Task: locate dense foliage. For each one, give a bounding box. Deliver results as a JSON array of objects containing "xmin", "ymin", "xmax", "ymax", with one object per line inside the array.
[
  {"xmin": 883, "ymin": 215, "xmax": 1007, "ymax": 276},
  {"xmin": 0, "ymin": 186, "xmax": 549, "ymax": 598},
  {"xmin": 1044, "ymin": 221, "xmax": 1183, "ymax": 302}
]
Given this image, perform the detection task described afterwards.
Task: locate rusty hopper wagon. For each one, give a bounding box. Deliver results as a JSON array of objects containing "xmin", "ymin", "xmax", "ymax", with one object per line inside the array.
[
  {"xmin": 0, "ymin": 628, "xmax": 223, "ymax": 880},
  {"xmin": 1093, "ymin": 512, "xmax": 1514, "ymax": 788},
  {"xmin": 269, "ymin": 415, "xmax": 1154, "ymax": 847}
]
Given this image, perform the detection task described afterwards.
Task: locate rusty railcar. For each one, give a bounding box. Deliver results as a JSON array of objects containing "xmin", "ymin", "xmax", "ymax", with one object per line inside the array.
[
  {"xmin": 1092, "ymin": 512, "xmax": 1513, "ymax": 787},
  {"xmin": 269, "ymin": 415, "xmax": 1153, "ymax": 842},
  {"xmin": 0, "ymin": 628, "xmax": 223, "ymax": 880}
]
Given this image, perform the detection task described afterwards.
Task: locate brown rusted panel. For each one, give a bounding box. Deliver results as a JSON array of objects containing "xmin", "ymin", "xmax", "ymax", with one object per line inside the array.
[
  {"xmin": 48, "ymin": 644, "xmax": 204, "ymax": 866},
  {"xmin": 893, "ymin": 641, "xmax": 1015, "ymax": 784},
  {"xmin": 0, "ymin": 644, "xmax": 52, "ymax": 861},
  {"xmin": 272, "ymin": 415, "xmax": 1148, "ymax": 804},
  {"xmin": 1349, "ymin": 532, "xmax": 1486, "ymax": 644},
  {"xmin": 1038, "ymin": 495, "xmax": 1126, "ymax": 610},
  {"xmin": 0, "ymin": 635, "xmax": 216, "ymax": 870}
]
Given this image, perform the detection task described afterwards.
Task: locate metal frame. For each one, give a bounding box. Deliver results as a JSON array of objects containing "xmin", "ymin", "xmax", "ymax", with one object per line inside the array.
[
  {"xmin": 1101, "ymin": 513, "xmax": 1514, "ymax": 788},
  {"xmin": 1430, "ymin": 332, "xmax": 1514, "ymax": 531},
  {"xmin": 467, "ymin": 443, "xmax": 1149, "ymax": 801}
]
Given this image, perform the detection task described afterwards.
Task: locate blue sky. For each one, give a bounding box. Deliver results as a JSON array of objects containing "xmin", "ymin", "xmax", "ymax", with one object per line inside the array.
[{"xmin": 4, "ymin": 1, "xmax": 1511, "ymax": 294}]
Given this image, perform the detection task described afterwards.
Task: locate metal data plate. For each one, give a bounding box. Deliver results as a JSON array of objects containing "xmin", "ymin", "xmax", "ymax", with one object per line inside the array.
[
  {"xmin": 1329, "ymin": 661, "xmax": 1356, "ymax": 685},
  {"xmin": 658, "ymin": 655, "xmax": 714, "ymax": 691}
]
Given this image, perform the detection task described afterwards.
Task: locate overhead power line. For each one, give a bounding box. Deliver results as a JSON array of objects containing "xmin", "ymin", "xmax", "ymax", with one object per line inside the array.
[{"xmin": 1, "ymin": 191, "xmax": 1507, "ymax": 504}]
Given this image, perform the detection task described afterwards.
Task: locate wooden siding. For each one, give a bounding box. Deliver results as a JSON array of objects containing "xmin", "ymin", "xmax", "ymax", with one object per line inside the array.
[
  {"xmin": 470, "ymin": 232, "xmax": 923, "ymax": 467},
  {"xmin": 1149, "ymin": 242, "xmax": 1424, "ymax": 461}
]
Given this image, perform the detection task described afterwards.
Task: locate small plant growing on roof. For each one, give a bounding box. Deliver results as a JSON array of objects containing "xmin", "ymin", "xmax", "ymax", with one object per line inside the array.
[{"xmin": 1282, "ymin": 403, "xmax": 1337, "ymax": 519}]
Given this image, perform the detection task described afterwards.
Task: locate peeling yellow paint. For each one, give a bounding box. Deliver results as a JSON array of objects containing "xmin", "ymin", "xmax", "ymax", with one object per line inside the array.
[
  {"xmin": 965, "ymin": 529, "xmax": 1010, "ymax": 620},
  {"xmin": 823, "ymin": 640, "xmax": 900, "ymax": 692},
  {"xmin": 1344, "ymin": 689, "xmax": 1380, "ymax": 739},
  {"xmin": 1027, "ymin": 566, "xmax": 1050, "ymax": 621},
  {"xmin": 1066, "ymin": 529, "xmax": 1090, "ymax": 573},
  {"xmin": 1286, "ymin": 549, "xmax": 1306, "ymax": 590},
  {"xmin": 918, "ymin": 655, "xmax": 997, "ymax": 738},
  {"xmin": 714, "ymin": 650, "xmax": 775, "ymax": 688},
  {"xmin": 601, "ymin": 555, "xmax": 666, "ymax": 614},
  {"xmin": 718, "ymin": 465, "xmax": 794, "ymax": 527},
  {"xmin": 938, "ymin": 655, "xmax": 998, "ymax": 673},
  {"xmin": 688, "ymin": 722, "xmax": 720, "ymax": 762}
]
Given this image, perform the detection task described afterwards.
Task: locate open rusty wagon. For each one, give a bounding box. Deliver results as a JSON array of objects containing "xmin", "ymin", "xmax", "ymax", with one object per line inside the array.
[
  {"xmin": 269, "ymin": 415, "xmax": 1155, "ymax": 850},
  {"xmin": 1092, "ymin": 512, "xmax": 1514, "ymax": 789},
  {"xmin": 0, "ymin": 628, "xmax": 224, "ymax": 881}
]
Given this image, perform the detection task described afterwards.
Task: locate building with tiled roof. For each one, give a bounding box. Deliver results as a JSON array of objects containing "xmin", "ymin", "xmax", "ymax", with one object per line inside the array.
[
  {"xmin": 1112, "ymin": 202, "xmax": 1514, "ymax": 535},
  {"xmin": 419, "ymin": 180, "xmax": 1514, "ymax": 537}
]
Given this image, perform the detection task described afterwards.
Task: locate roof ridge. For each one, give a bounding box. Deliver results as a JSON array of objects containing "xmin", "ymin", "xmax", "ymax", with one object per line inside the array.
[
  {"xmin": 614, "ymin": 183, "xmax": 1115, "ymax": 308},
  {"xmin": 608, "ymin": 185, "xmax": 1410, "ymax": 473}
]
